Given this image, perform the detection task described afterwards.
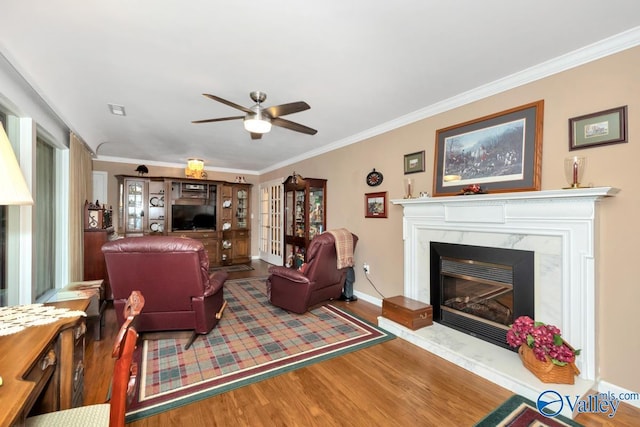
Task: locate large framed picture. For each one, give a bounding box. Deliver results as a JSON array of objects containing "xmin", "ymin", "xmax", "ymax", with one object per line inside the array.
[
  {"xmin": 433, "ymin": 100, "xmax": 543, "ymax": 197},
  {"xmin": 569, "ymin": 105, "xmax": 627, "ymax": 150},
  {"xmin": 364, "ymin": 191, "xmax": 387, "ymax": 218}
]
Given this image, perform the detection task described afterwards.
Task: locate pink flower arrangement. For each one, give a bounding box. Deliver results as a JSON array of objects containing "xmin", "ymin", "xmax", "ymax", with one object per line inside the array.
[{"xmin": 506, "ymin": 316, "xmax": 580, "ymax": 366}]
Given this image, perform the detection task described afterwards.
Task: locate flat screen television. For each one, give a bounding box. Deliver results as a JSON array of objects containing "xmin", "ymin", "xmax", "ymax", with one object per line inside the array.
[{"xmin": 171, "ymin": 204, "xmax": 216, "ymax": 231}]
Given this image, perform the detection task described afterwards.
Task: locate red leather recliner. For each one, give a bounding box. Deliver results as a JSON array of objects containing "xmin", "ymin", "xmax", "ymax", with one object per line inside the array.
[
  {"xmin": 267, "ymin": 232, "xmax": 358, "ymax": 314},
  {"xmin": 102, "ymin": 236, "xmax": 227, "ymax": 349}
]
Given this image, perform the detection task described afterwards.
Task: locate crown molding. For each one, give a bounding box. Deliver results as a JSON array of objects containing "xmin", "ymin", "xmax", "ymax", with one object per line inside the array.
[
  {"xmin": 94, "ymin": 154, "xmax": 259, "ymax": 176},
  {"xmin": 260, "ymin": 26, "xmax": 640, "ymax": 175}
]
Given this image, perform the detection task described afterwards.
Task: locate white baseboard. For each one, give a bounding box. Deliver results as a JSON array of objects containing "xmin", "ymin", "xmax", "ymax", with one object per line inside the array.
[
  {"xmin": 353, "ymin": 290, "xmax": 381, "ymax": 307},
  {"xmin": 598, "ymin": 380, "xmax": 640, "ymax": 409}
]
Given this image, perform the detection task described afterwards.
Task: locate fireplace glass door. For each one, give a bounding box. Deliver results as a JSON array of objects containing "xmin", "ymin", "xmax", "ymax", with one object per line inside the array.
[
  {"xmin": 441, "ymin": 257, "xmax": 513, "ymax": 328},
  {"xmin": 430, "ymin": 242, "xmax": 534, "ymax": 350}
]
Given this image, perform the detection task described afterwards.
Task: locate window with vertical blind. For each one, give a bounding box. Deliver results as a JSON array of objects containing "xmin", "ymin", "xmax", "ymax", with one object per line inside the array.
[{"xmin": 34, "ymin": 137, "xmax": 57, "ymax": 300}]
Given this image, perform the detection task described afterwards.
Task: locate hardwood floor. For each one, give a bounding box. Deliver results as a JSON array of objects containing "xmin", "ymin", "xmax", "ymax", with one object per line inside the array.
[{"xmin": 84, "ymin": 260, "xmax": 639, "ymax": 426}]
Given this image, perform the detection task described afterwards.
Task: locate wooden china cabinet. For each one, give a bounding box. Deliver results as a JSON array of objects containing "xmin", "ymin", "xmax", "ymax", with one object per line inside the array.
[
  {"xmin": 115, "ymin": 175, "xmax": 251, "ymax": 267},
  {"xmin": 283, "ymin": 174, "xmax": 326, "ymax": 268},
  {"xmin": 220, "ymin": 183, "xmax": 251, "ymax": 265}
]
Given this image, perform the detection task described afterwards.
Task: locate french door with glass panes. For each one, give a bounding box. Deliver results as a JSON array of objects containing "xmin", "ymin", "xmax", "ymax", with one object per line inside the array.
[{"xmin": 258, "ymin": 179, "xmax": 283, "ymax": 265}]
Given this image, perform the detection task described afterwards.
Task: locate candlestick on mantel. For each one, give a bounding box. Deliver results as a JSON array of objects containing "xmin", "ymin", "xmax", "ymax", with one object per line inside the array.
[
  {"xmin": 405, "ymin": 177, "xmax": 414, "ymax": 199},
  {"xmin": 564, "ymin": 156, "xmax": 586, "ymax": 189}
]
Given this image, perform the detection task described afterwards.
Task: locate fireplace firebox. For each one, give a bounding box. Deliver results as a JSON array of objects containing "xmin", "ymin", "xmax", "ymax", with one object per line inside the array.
[{"xmin": 430, "ymin": 242, "xmax": 534, "ymax": 350}]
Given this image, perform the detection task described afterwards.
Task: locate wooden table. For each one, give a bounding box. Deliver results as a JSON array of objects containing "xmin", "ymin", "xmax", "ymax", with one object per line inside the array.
[
  {"xmin": 0, "ymin": 299, "xmax": 89, "ymax": 427},
  {"xmin": 50, "ymin": 279, "xmax": 105, "ymax": 340}
]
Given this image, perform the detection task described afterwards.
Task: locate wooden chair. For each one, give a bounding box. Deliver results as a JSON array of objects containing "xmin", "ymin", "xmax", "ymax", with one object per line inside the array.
[{"xmin": 26, "ymin": 291, "xmax": 145, "ymax": 427}]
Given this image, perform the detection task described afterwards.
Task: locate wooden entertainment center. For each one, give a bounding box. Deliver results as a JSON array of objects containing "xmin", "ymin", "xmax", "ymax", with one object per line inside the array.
[{"xmin": 114, "ymin": 175, "xmax": 251, "ymax": 267}]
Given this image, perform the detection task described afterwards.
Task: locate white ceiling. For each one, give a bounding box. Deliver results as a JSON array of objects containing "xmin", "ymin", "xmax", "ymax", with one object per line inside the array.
[{"xmin": 1, "ymin": 1, "xmax": 639, "ymax": 174}]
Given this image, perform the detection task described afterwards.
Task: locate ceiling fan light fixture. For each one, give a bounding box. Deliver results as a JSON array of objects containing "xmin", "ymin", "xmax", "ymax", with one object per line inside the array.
[
  {"xmin": 194, "ymin": 91, "xmax": 315, "ymax": 137},
  {"xmin": 244, "ymin": 113, "xmax": 272, "ymax": 134}
]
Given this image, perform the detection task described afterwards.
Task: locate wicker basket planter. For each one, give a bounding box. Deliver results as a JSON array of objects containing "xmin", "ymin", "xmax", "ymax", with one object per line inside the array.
[{"xmin": 518, "ymin": 344, "xmax": 580, "ymax": 384}]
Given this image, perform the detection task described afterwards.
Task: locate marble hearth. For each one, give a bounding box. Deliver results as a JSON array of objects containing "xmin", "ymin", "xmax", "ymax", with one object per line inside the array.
[{"xmin": 385, "ymin": 187, "xmax": 618, "ymax": 418}]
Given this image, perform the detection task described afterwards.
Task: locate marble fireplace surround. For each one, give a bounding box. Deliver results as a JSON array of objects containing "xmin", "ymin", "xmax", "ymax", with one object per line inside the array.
[{"xmin": 384, "ymin": 187, "xmax": 618, "ymax": 416}]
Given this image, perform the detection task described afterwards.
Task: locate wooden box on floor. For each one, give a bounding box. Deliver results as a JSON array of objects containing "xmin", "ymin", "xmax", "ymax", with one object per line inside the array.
[{"xmin": 382, "ymin": 296, "xmax": 432, "ymax": 330}]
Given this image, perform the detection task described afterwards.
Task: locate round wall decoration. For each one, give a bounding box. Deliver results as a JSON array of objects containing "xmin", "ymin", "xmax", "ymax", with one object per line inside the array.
[{"xmin": 366, "ymin": 169, "xmax": 384, "ymax": 186}]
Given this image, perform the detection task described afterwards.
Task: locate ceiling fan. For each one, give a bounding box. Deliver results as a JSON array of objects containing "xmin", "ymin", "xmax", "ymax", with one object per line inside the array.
[{"xmin": 192, "ymin": 91, "xmax": 317, "ymax": 140}]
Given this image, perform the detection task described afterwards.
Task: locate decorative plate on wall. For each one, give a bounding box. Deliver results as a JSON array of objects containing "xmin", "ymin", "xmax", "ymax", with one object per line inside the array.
[{"xmin": 366, "ymin": 169, "xmax": 383, "ymax": 186}]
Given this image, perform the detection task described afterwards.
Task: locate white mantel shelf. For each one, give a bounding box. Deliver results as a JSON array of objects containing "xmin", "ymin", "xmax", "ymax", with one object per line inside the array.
[
  {"xmin": 391, "ymin": 186, "xmax": 619, "ymax": 206},
  {"xmin": 385, "ymin": 186, "xmax": 619, "ymax": 418}
]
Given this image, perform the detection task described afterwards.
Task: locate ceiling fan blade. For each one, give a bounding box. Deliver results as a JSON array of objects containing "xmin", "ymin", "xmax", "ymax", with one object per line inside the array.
[
  {"xmin": 271, "ymin": 117, "xmax": 317, "ymax": 135},
  {"xmin": 202, "ymin": 94, "xmax": 253, "ymax": 114},
  {"xmin": 264, "ymin": 101, "xmax": 310, "ymax": 118},
  {"xmin": 191, "ymin": 115, "xmax": 244, "ymax": 124},
  {"xmin": 250, "ymin": 132, "xmax": 263, "ymax": 140}
]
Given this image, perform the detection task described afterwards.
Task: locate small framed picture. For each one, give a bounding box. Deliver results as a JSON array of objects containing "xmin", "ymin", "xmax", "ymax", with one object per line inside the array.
[
  {"xmin": 365, "ymin": 191, "xmax": 387, "ymax": 218},
  {"xmin": 404, "ymin": 150, "xmax": 425, "ymax": 174},
  {"xmin": 569, "ymin": 106, "xmax": 628, "ymax": 150}
]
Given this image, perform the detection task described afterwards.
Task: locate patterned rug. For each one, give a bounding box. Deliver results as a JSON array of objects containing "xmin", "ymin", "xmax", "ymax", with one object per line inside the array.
[
  {"xmin": 475, "ymin": 395, "xmax": 583, "ymax": 426},
  {"xmin": 209, "ymin": 263, "xmax": 254, "ymax": 273},
  {"xmin": 126, "ymin": 277, "xmax": 394, "ymax": 422}
]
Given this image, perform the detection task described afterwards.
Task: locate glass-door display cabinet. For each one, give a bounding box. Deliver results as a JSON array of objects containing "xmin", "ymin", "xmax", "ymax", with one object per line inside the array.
[
  {"xmin": 117, "ymin": 176, "xmax": 148, "ymax": 236},
  {"xmin": 283, "ymin": 174, "xmax": 326, "ymax": 268},
  {"xmin": 235, "ymin": 187, "xmax": 249, "ymax": 229},
  {"xmin": 232, "ymin": 186, "xmax": 251, "ymax": 263},
  {"xmin": 220, "ymin": 183, "xmax": 251, "ymax": 265}
]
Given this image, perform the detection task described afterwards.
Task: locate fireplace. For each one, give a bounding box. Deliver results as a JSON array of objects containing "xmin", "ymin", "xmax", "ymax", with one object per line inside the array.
[
  {"xmin": 430, "ymin": 242, "xmax": 534, "ymax": 350},
  {"xmin": 381, "ymin": 187, "xmax": 618, "ymax": 417}
]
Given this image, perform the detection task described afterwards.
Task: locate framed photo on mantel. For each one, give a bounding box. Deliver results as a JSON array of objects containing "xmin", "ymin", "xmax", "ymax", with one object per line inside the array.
[{"xmin": 433, "ymin": 100, "xmax": 543, "ymax": 197}]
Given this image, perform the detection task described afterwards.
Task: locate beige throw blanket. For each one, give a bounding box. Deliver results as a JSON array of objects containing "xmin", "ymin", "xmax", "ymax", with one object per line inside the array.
[{"xmin": 327, "ymin": 228, "xmax": 354, "ymax": 269}]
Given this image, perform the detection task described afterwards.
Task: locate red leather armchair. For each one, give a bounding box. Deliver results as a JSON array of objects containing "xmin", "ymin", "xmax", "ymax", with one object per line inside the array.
[
  {"xmin": 267, "ymin": 232, "xmax": 358, "ymax": 314},
  {"xmin": 102, "ymin": 236, "xmax": 227, "ymax": 349}
]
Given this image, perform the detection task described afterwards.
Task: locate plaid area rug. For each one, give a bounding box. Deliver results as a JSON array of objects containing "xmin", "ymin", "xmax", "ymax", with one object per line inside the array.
[
  {"xmin": 125, "ymin": 277, "xmax": 394, "ymax": 422},
  {"xmin": 475, "ymin": 395, "xmax": 583, "ymax": 427}
]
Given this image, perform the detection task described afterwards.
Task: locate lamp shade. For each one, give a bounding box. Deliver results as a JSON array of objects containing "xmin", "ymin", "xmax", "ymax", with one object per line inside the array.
[
  {"xmin": 187, "ymin": 158, "xmax": 204, "ymax": 171},
  {"xmin": 0, "ymin": 123, "xmax": 33, "ymax": 205},
  {"xmin": 185, "ymin": 158, "xmax": 206, "ymax": 179}
]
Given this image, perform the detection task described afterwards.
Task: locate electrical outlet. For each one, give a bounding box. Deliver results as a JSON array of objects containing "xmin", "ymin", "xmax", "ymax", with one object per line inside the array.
[{"xmin": 363, "ymin": 263, "xmax": 370, "ymax": 274}]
